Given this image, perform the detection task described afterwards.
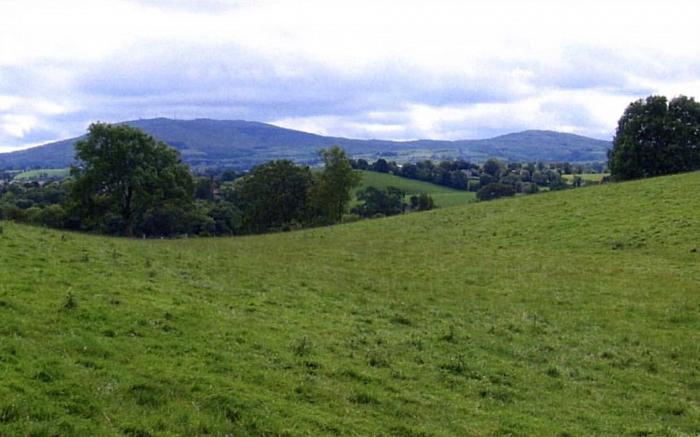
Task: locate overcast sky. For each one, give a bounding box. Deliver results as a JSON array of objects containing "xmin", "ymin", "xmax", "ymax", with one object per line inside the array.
[{"xmin": 1, "ymin": 0, "xmax": 699, "ymax": 152}]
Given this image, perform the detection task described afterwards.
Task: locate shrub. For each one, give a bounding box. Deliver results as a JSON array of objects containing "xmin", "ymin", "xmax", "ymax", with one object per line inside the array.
[
  {"xmin": 2, "ymin": 205, "xmax": 26, "ymax": 222},
  {"xmin": 409, "ymin": 193, "xmax": 434, "ymax": 211},
  {"xmin": 38, "ymin": 204, "xmax": 67, "ymax": 228},
  {"xmin": 476, "ymin": 183, "xmax": 515, "ymax": 201},
  {"xmin": 353, "ymin": 186, "xmax": 406, "ymax": 217},
  {"xmin": 521, "ymin": 182, "xmax": 540, "ymax": 194}
]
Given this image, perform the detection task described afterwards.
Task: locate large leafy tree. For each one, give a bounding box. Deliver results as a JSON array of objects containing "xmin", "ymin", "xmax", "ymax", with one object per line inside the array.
[
  {"xmin": 71, "ymin": 123, "xmax": 194, "ymax": 236},
  {"xmin": 234, "ymin": 160, "xmax": 314, "ymax": 233},
  {"xmin": 608, "ymin": 95, "xmax": 700, "ymax": 180},
  {"xmin": 311, "ymin": 146, "xmax": 361, "ymax": 224}
]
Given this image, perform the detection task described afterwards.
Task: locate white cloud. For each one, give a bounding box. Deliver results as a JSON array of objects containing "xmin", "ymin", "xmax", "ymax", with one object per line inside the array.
[
  {"xmin": 1, "ymin": 114, "xmax": 38, "ymax": 138},
  {"xmin": 1, "ymin": 0, "xmax": 700, "ymax": 151},
  {"xmin": 276, "ymin": 89, "xmax": 638, "ymax": 141}
]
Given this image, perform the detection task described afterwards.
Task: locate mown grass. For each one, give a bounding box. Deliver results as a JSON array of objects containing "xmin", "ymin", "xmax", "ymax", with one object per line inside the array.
[
  {"xmin": 0, "ymin": 172, "xmax": 699, "ymax": 435},
  {"xmin": 356, "ymin": 170, "xmax": 476, "ymax": 208}
]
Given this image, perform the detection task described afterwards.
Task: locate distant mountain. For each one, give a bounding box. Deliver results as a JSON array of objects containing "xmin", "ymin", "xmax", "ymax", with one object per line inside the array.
[{"xmin": 0, "ymin": 118, "xmax": 611, "ymax": 169}]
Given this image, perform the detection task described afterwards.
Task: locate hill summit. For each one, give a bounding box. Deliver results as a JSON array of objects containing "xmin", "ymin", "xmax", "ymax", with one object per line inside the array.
[{"xmin": 0, "ymin": 118, "xmax": 611, "ymax": 169}]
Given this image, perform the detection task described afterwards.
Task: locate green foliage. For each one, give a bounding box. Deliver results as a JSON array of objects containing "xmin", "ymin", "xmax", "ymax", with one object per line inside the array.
[
  {"xmin": 608, "ymin": 95, "xmax": 700, "ymax": 180},
  {"xmin": 194, "ymin": 176, "xmax": 215, "ymax": 200},
  {"xmin": 352, "ymin": 186, "xmax": 406, "ymax": 217},
  {"xmin": 548, "ymin": 173, "xmax": 568, "ymax": 191},
  {"xmin": 357, "ymin": 157, "xmax": 594, "ymax": 195},
  {"xmin": 521, "ymin": 182, "xmax": 540, "ymax": 194},
  {"xmin": 310, "ymin": 146, "xmax": 361, "ymax": 224},
  {"xmin": 235, "ymin": 160, "xmax": 313, "ymax": 233},
  {"xmin": 71, "ymin": 123, "xmax": 195, "ymax": 236},
  {"xmin": 409, "ymin": 193, "xmax": 434, "ymax": 211},
  {"xmin": 5, "ymin": 144, "xmax": 430, "ymax": 236},
  {"xmin": 0, "ymin": 172, "xmax": 698, "ymax": 434},
  {"xmin": 0, "ymin": 181, "xmax": 72, "ymax": 228},
  {"xmin": 369, "ymin": 158, "xmax": 391, "ymax": 173},
  {"xmin": 482, "ymin": 158, "xmax": 506, "ymax": 177},
  {"xmin": 476, "ymin": 183, "xmax": 516, "ymax": 201},
  {"xmin": 34, "ymin": 204, "xmax": 67, "ymax": 228},
  {"xmin": 207, "ymin": 201, "xmax": 242, "ymax": 235}
]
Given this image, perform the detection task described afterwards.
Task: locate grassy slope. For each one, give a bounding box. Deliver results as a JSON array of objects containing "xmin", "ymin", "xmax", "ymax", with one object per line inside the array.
[
  {"xmin": 1, "ymin": 173, "xmax": 699, "ymax": 436},
  {"xmin": 356, "ymin": 170, "xmax": 476, "ymax": 208}
]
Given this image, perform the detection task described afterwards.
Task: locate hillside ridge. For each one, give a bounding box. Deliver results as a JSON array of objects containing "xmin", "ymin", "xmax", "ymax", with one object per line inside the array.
[{"xmin": 0, "ymin": 118, "xmax": 611, "ymax": 169}]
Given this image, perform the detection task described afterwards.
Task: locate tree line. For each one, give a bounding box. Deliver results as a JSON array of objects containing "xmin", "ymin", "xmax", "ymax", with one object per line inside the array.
[
  {"xmin": 0, "ymin": 123, "xmax": 361, "ymax": 237},
  {"xmin": 351, "ymin": 187, "xmax": 434, "ymax": 218},
  {"xmin": 351, "ymin": 157, "xmax": 606, "ymax": 201},
  {"xmin": 3, "ymin": 93, "xmax": 698, "ymax": 235}
]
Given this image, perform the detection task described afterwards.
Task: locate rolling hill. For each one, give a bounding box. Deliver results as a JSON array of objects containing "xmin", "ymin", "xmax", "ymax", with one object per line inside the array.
[
  {"xmin": 0, "ymin": 172, "xmax": 698, "ymax": 435},
  {"xmin": 0, "ymin": 118, "xmax": 611, "ymax": 169}
]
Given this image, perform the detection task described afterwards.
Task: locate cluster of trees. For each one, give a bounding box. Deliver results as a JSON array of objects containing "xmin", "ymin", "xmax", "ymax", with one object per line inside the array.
[
  {"xmin": 608, "ymin": 95, "xmax": 700, "ymax": 180},
  {"xmin": 0, "ymin": 181, "xmax": 72, "ymax": 228},
  {"xmin": 475, "ymin": 183, "xmax": 515, "ymax": 201},
  {"xmin": 351, "ymin": 157, "xmax": 604, "ymax": 201},
  {"xmin": 351, "ymin": 187, "xmax": 434, "ymax": 218},
  {"xmin": 1, "ymin": 123, "xmax": 361, "ymax": 237},
  {"xmin": 222, "ymin": 148, "xmax": 361, "ymax": 234},
  {"xmin": 14, "ymin": 93, "xmax": 695, "ymax": 236}
]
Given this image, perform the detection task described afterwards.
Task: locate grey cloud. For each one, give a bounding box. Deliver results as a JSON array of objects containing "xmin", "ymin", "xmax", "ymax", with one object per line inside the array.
[
  {"xmin": 76, "ymin": 42, "xmax": 516, "ymax": 116},
  {"xmin": 1, "ymin": 39, "xmax": 678, "ymax": 150}
]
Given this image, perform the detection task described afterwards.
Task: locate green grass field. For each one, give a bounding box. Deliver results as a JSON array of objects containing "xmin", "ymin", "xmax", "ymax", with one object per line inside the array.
[
  {"xmin": 1, "ymin": 172, "xmax": 699, "ymax": 435},
  {"xmin": 12, "ymin": 168, "xmax": 70, "ymax": 180},
  {"xmin": 356, "ymin": 170, "xmax": 476, "ymax": 208}
]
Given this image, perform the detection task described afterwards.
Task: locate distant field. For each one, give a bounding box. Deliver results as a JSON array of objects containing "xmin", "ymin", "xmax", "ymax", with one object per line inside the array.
[
  {"xmin": 12, "ymin": 168, "xmax": 70, "ymax": 180},
  {"xmin": 1, "ymin": 171, "xmax": 698, "ymax": 435},
  {"xmin": 563, "ymin": 173, "xmax": 609, "ymax": 184},
  {"xmin": 351, "ymin": 148, "xmax": 465, "ymax": 164},
  {"xmin": 356, "ymin": 170, "xmax": 476, "ymax": 207}
]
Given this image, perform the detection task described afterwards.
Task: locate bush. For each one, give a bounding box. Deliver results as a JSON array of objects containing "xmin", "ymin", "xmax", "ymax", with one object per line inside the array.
[
  {"xmin": 352, "ymin": 186, "xmax": 405, "ymax": 218},
  {"xmin": 38, "ymin": 204, "xmax": 67, "ymax": 228},
  {"xmin": 3, "ymin": 205, "xmax": 26, "ymax": 222},
  {"xmin": 341, "ymin": 213, "xmax": 361, "ymax": 223},
  {"xmin": 476, "ymin": 183, "xmax": 515, "ymax": 201},
  {"xmin": 409, "ymin": 193, "xmax": 434, "ymax": 211},
  {"xmin": 14, "ymin": 198, "xmax": 34, "ymax": 209},
  {"xmin": 521, "ymin": 182, "xmax": 539, "ymax": 194}
]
